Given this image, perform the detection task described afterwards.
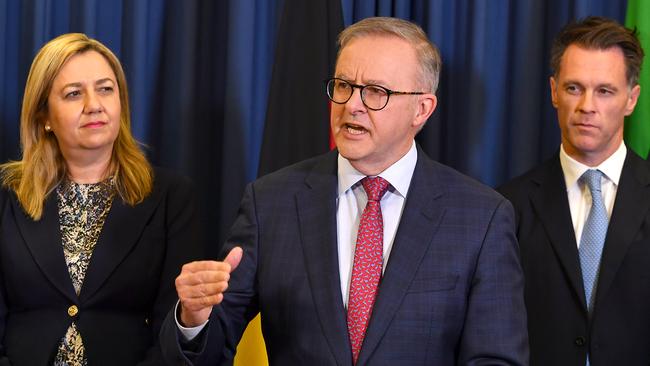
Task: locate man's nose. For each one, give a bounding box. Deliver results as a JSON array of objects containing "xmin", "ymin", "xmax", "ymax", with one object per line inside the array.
[
  {"xmin": 577, "ymin": 91, "xmax": 596, "ymax": 113},
  {"xmin": 344, "ymin": 87, "xmax": 367, "ymax": 114}
]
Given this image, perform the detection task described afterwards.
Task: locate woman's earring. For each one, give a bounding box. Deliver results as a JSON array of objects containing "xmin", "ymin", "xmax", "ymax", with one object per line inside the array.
[{"xmin": 45, "ymin": 125, "xmax": 51, "ymax": 132}]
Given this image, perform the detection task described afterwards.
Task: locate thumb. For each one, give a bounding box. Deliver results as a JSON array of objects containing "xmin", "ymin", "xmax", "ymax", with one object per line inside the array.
[{"xmin": 224, "ymin": 246, "xmax": 243, "ymax": 273}]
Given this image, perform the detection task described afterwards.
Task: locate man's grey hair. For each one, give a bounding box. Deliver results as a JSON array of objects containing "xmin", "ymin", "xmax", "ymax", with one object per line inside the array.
[{"xmin": 337, "ymin": 17, "xmax": 442, "ymax": 93}]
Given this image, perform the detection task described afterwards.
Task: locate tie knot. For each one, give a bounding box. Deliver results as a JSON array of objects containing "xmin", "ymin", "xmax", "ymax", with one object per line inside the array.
[
  {"xmin": 581, "ymin": 169, "xmax": 603, "ymax": 194},
  {"xmin": 361, "ymin": 176, "xmax": 390, "ymax": 202}
]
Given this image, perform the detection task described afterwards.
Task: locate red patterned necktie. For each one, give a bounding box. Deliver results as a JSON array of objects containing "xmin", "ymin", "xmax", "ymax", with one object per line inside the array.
[{"xmin": 347, "ymin": 176, "xmax": 390, "ymax": 364}]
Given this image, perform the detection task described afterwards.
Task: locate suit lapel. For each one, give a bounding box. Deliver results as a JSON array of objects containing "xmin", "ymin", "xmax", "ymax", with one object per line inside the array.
[
  {"xmin": 79, "ymin": 184, "xmax": 162, "ymax": 302},
  {"xmin": 528, "ymin": 157, "xmax": 587, "ymax": 310},
  {"xmin": 296, "ymin": 151, "xmax": 352, "ymax": 366},
  {"xmin": 357, "ymin": 150, "xmax": 445, "ymax": 366},
  {"xmin": 594, "ymin": 151, "xmax": 650, "ymax": 314},
  {"xmin": 12, "ymin": 194, "xmax": 77, "ymax": 301}
]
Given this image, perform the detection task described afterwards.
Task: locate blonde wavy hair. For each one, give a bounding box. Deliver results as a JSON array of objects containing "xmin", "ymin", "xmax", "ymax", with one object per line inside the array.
[{"xmin": 1, "ymin": 33, "xmax": 153, "ymax": 220}]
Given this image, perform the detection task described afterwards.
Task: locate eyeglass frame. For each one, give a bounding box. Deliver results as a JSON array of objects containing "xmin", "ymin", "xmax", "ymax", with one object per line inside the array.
[{"xmin": 324, "ymin": 77, "xmax": 426, "ymax": 111}]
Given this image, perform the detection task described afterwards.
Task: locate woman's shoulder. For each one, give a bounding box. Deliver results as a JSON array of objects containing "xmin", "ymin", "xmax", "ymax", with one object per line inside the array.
[
  {"xmin": 0, "ymin": 184, "xmax": 17, "ymax": 220},
  {"xmin": 0, "ymin": 184, "xmax": 15, "ymax": 203}
]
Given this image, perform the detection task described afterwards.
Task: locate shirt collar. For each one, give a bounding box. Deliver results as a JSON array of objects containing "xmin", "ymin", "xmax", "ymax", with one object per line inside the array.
[
  {"xmin": 338, "ymin": 141, "xmax": 418, "ymax": 198},
  {"xmin": 559, "ymin": 141, "xmax": 627, "ymax": 190}
]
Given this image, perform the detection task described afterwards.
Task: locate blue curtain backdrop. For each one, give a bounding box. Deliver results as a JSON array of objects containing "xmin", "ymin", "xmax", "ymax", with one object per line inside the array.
[{"xmin": 0, "ymin": 0, "xmax": 627, "ymax": 256}]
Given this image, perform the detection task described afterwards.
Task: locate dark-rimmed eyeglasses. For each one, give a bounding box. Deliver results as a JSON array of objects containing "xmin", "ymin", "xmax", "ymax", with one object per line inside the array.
[{"xmin": 325, "ymin": 78, "xmax": 425, "ymax": 111}]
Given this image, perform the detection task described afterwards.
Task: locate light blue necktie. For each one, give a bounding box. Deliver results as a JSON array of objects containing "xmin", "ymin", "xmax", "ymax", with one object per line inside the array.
[
  {"xmin": 579, "ymin": 170, "xmax": 608, "ymax": 366},
  {"xmin": 579, "ymin": 169, "xmax": 608, "ymax": 313}
]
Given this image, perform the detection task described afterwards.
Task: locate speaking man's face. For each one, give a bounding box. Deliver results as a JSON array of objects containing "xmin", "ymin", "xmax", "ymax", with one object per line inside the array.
[{"xmin": 330, "ymin": 35, "xmax": 434, "ymax": 175}]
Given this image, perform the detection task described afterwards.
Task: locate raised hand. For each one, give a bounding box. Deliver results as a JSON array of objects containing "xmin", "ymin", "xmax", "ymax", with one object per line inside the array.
[{"xmin": 175, "ymin": 247, "xmax": 243, "ymax": 327}]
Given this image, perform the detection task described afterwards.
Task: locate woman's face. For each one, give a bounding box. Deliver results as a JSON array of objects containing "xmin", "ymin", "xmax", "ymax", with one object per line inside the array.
[{"xmin": 45, "ymin": 50, "xmax": 121, "ymax": 163}]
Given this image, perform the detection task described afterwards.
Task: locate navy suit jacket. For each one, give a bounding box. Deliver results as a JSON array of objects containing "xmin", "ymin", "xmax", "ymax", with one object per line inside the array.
[
  {"xmin": 498, "ymin": 150, "xmax": 650, "ymax": 366},
  {"xmin": 161, "ymin": 147, "xmax": 528, "ymax": 365},
  {"xmin": 0, "ymin": 168, "xmax": 203, "ymax": 365}
]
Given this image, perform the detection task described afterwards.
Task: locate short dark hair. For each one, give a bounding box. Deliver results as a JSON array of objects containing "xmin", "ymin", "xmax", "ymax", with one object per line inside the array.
[{"xmin": 550, "ymin": 16, "xmax": 644, "ymax": 86}]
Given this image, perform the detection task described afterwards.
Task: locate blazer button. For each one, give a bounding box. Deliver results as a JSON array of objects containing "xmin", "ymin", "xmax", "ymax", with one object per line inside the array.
[
  {"xmin": 68, "ymin": 305, "xmax": 79, "ymax": 317},
  {"xmin": 574, "ymin": 336, "xmax": 586, "ymax": 347}
]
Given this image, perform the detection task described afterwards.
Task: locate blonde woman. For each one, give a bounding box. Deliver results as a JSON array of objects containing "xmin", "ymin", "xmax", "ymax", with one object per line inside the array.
[{"xmin": 0, "ymin": 33, "xmax": 202, "ymax": 365}]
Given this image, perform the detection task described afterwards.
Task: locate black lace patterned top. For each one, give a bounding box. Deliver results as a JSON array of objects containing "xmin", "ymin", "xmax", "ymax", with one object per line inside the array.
[{"xmin": 53, "ymin": 178, "xmax": 115, "ymax": 366}]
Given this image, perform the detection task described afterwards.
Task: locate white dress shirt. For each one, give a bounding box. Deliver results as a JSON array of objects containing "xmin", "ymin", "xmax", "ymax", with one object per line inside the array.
[
  {"xmin": 559, "ymin": 142, "xmax": 626, "ymax": 246},
  {"xmin": 336, "ymin": 142, "xmax": 417, "ymax": 307}
]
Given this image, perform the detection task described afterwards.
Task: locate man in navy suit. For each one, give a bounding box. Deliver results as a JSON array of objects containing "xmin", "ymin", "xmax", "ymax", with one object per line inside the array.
[
  {"xmin": 498, "ymin": 17, "xmax": 647, "ymax": 365},
  {"xmin": 161, "ymin": 17, "xmax": 528, "ymax": 365}
]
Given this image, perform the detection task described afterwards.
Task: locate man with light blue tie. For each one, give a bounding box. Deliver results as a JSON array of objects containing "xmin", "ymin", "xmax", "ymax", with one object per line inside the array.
[{"xmin": 498, "ymin": 16, "xmax": 648, "ymax": 366}]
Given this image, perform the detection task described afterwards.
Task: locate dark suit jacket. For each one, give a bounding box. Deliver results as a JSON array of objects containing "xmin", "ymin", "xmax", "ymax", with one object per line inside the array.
[
  {"xmin": 0, "ymin": 168, "xmax": 202, "ymax": 365},
  {"xmin": 161, "ymin": 147, "xmax": 528, "ymax": 366},
  {"xmin": 498, "ymin": 149, "xmax": 650, "ymax": 366}
]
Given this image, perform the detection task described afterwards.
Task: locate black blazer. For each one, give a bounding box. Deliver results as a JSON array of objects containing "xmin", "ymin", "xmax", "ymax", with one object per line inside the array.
[
  {"xmin": 498, "ymin": 149, "xmax": 650, "ymax": 366},
  {"xmin": 0, "ymin": 168, "xmax": 203, "ymax": 365},
  {"xmin": 161, "ymin": 147, "xmax": 528, "ymax": 366}
]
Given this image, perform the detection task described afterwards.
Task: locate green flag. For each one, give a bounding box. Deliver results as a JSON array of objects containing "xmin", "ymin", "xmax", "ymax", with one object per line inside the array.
[{"xmin": 625, "ymin": 0, "xmax": 650, "ymax": 158}]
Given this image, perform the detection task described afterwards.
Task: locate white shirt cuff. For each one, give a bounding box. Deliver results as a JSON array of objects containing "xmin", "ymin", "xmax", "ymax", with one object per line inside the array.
[{"xmin": 175, "ymin": 300, "xmax": 209, "ymax": 341}]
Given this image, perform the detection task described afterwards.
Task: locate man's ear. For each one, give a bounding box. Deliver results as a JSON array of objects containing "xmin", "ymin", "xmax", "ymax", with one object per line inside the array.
[
  {"xmin": 550, "ymin": 76, "xmax": 558, "ymax": 108},
  {"xmin": 412, "ymin": 93, "xmax": 437, "ymax": 130},
  {"xmin": 624, "ymin": 84, "xmax": 641, "ymax": 116}
]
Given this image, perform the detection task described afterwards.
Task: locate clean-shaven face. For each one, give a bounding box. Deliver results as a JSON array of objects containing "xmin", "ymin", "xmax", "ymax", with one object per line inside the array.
[
  {"xmin": 330, "ymin": 35, "xmax": 434, "ymax": 175},
  {"xmin": 46, "ymin": 50, "xmax": 121, "ymax": 162},
  {"xmin": 550, "ymin": 44, "xmax": 640, "ymax": 166}
]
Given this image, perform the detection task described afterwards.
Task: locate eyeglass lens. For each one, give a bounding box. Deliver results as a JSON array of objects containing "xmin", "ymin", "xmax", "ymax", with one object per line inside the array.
[{"xmin": 327, "ymin": 79, "xmax": 389, "ymax": 110}]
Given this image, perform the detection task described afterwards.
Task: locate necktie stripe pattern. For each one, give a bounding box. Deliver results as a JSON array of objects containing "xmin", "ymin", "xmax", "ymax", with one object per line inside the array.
[
  {"xmin": 347, "ymin": 176, "xmax": 389, "ymax": 364},
  {"xmin": 579, "ymin": 169, "xmax": 608, "ymax": 313}
]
